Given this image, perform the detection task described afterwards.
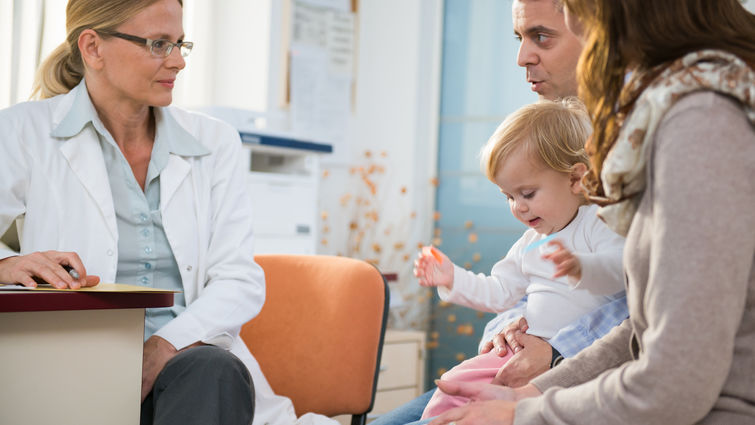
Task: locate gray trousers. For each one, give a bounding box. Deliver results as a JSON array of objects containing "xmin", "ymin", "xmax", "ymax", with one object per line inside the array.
[{"xmin": 141, "ymin": 345, "xmax": 255, "ymax": 425}]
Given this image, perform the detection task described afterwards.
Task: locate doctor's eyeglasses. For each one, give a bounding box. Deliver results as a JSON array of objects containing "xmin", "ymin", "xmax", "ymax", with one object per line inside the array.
[{"xmin": 96, "ymin": 30, "xmax": 194, "ymax": 58}]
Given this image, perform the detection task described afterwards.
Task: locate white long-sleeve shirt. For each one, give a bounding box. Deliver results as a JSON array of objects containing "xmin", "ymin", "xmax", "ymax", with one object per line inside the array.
[{"xmin": 438, "ymin": 204, "xmax": 625, "ymax": 339}]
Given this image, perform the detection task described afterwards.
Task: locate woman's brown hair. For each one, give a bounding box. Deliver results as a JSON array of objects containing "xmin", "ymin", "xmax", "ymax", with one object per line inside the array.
[
  {"xmin": 31, "ymin": 0, "xmax": 183, "ymax": 99},
  {"xmin": 562, "ymin": 0, "xmax": 755, "ymax": 197}
]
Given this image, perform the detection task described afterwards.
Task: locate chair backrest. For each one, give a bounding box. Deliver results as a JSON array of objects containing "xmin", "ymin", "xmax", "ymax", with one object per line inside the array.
[{"xmin": 240, "ymin": 254, "xmax": 389, "ymax": 420}]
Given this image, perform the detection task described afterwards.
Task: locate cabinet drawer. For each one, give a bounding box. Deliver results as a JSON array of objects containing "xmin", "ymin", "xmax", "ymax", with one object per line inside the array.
[{"xmin": 377, "ymin": 341, "xmax": 419, "ymax": 390}]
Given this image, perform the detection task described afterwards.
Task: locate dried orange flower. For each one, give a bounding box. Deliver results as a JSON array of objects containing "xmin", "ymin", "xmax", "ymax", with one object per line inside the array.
[{"xmin": 457, "ymin": 324, "xmax": 475, "ymax": 336}]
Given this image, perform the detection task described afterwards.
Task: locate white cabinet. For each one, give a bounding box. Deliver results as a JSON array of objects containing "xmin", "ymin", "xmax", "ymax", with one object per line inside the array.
[
  {"xmin": 370, "ymin": 329, "xmax": 426, "ymax": 420},
  {"xmin": 333, "ymin": 329, "xmax": 426, "ymax": 424}
]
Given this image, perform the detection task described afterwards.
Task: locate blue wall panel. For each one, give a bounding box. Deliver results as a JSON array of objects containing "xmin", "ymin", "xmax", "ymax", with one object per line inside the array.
[{"xmin": 427, "ymin": 0, "xmax": 537, "ymax": 388}]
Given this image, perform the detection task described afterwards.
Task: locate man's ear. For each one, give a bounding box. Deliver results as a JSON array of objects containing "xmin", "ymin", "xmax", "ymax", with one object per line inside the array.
[
  {"xmin": 569, "ymin": 162, "xmax": 588, "ymax": 194},
  {"xmin": 78, "ymin": 29, "xmax": 104, "ymax": 71}
]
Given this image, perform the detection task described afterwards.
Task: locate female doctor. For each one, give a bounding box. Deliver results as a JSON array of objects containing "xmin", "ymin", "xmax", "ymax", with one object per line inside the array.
[{"xmin": 0, "ymin": 0, "xmax": 334, "ymax": 424}]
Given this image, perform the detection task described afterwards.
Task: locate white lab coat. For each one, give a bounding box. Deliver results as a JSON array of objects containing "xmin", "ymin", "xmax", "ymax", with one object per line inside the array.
[{"xmin": 0, "ymin": 83, "xmax": 337, "ymax": 425}]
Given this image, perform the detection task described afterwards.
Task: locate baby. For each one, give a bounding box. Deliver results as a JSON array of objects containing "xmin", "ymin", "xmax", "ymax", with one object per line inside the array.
[{"xmin": 415, "ymin": 98, "xmax": 626, "ymax": 419}]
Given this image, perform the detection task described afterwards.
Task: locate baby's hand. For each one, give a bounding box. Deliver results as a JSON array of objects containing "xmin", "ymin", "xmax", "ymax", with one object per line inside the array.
[
  {"xmin": 414, "ymin": 246, "xmax": 454, "ymax": 289},
  {"xmin": 542, "ymin": 240, "xmax": 582, "ymax": 282}
]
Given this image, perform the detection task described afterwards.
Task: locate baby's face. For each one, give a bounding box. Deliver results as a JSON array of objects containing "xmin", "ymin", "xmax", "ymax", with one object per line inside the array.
[{"xmin": 495, "ymin": 145, "xmax": 582, "ymax": 235}]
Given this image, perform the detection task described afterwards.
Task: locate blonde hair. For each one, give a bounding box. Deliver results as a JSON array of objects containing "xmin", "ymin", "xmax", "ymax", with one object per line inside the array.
[
  {"xmin": 480, "ymin": 97, "xmax": 591, "ymax": 182},
  {"xmin": 31, "ymin": 0, "xmax": 182, "ymax": 99}
]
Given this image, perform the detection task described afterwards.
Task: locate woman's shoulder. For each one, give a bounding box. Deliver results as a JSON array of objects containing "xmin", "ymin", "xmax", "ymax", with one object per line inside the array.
[
  {"xmin": 0, "ymin": 95, "xmax": 61, "ymax": 121},
  {"xmin": 165, "ymin": 106, "xmax": 237, "ymax": 134},
  {"xmin": 664, "ymin": 91, "xmax": 751, "ymax": 123},
  {"xmin": 163, "ymin": 106, "xmax": 241, "ymax": 149},
  {"xmin": 657, "ymin": 91, "xmax": 753, "ymax": 151}
]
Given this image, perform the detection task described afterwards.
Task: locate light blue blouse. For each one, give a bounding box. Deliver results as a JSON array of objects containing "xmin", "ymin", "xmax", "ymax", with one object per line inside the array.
[{"xmin": 58, "ymin": 79, "xmax": 209, "ymax": 339}]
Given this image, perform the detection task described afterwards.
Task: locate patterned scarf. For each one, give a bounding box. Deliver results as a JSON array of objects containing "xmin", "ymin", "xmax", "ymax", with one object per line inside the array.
[{"xmin": 589, "ymin": 49, "xmax": 755, "ymax": 236}]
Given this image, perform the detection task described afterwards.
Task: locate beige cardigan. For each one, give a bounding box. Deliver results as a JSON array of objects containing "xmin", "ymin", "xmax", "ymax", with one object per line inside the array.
[{"xmin": 515, "ymin": 92, "xmax": 755, "ymax": 424}]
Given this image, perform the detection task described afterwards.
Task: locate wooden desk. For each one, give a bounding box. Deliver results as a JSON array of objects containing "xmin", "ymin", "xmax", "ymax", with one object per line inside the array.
[{"xmin": 0, "ymin": 290, "xmax": 173, "ymax": 425}]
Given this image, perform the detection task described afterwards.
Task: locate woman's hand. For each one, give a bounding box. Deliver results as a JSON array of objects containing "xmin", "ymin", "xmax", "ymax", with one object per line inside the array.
[
  {"xmin": 0, "ymin": 251, "xmax": 100, "ymax": 289},
  {"xmin": 427, "ymin": 381, "xmax": 542, "ymax": 425},
  {"xmin": 414, "ymin": 246, "xmax": 454, "ymax": 290},
  {"xmin": 427, "ymin": 382, "xmax": 541, "ymax": 425},
  {"xmin": 429, "ymin": 399, "xmax": 517, "ymax": 425}
]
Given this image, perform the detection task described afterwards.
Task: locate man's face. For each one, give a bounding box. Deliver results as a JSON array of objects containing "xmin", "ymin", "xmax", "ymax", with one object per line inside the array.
[{"xmin": 512, "ymin": 0, "xmax": 582, "ymax": 100}]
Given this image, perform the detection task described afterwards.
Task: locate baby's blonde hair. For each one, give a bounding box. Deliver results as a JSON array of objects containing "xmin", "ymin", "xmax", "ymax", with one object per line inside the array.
[{"xmin": 480, "ymin": 97, "xmax": 591, "ymax": 182}]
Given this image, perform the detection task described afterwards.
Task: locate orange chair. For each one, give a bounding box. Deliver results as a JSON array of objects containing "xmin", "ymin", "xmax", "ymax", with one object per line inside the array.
[{"xmin": 240, "ymin": 255, "xmax": 389, "ymax": 425}]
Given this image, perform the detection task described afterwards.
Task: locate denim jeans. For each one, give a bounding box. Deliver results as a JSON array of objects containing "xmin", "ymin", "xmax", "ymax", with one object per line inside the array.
[{"xmin": 369, "ymin": 389, "xmax": 434, "ymax": 425}]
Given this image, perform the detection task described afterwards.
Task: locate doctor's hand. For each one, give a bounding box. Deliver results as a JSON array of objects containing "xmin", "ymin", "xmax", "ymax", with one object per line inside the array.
[
  {"xmin": 0, "ymin": 251, "xmax": 100, "ymax": 289},
  {"xmin": 142, "ymin": 336, "xmax": 178, "ymax": 402},
  {"xmin": 141, "ymin": 336, "xmax": 207, "ymax": 402}
]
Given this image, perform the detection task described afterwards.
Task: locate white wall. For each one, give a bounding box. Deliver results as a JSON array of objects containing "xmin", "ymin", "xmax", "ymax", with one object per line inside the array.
[
  {"xmin": 314, "ymin": 0, "xmax": 442, "ymax": 329},
  {"xmin": 175, "ymin": 0, "xmax": 270, "ymax": 112},
  {"xmin": 181, "ymin": 0, "xmax": 443, "ymax": 329}
]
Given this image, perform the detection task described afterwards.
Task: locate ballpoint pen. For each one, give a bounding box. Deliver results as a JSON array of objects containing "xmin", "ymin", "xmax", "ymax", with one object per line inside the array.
[{"xmin": 63, "ymin": 265, "xmax": 80, "ymax": 280}]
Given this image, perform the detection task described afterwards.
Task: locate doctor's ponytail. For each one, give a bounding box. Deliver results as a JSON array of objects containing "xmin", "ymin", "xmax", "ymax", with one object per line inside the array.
[{"xmin": 31, "ymin": 39, "xmax": 85, "ymax": 99}]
